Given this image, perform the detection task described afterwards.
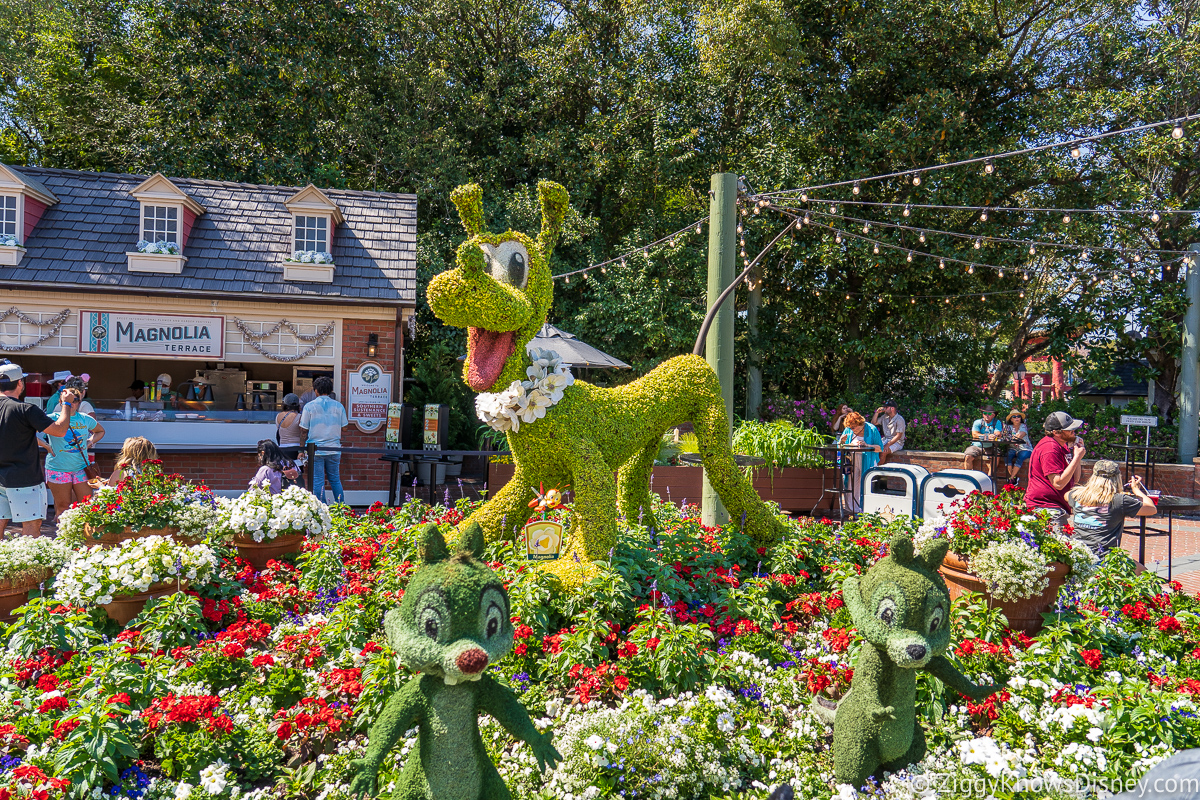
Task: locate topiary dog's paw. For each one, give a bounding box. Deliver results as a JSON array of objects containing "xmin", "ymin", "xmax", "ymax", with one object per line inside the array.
[
  {"xmin": 532, "ymin": 731, "xmax": 563, "ymax": 773},
  {"xmin": 871, "ymin": 705, "xmax": 896, "ymax": 722},
  {"xmin": 347, "ymin": 759, "xmax": 379, "ymax": 799}
]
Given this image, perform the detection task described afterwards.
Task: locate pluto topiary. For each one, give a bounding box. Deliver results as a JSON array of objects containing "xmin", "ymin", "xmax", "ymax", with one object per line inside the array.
[
  {"xmin": 426, "ymin": 181, "xmax": 787, "ymax": 586},
  {"xmin": 348, "ymin": 522, "xmax": 561, "ymax": 799},
  {"xmin": 813, "ymin": 531, "xmax": 1006, "ymax": 789}
]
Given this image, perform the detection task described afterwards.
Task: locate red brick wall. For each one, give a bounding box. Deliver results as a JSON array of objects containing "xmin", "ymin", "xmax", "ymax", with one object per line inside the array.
[
  {"xmin": 338, "ymin": 318, "xmax": 395, "ymax": 492},
  {"xmin": 92, "ymin": 452, "xmax": 260, "ymax": 491}
]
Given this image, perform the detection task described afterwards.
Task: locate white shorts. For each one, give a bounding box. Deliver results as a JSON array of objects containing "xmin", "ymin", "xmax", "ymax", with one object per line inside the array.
[
  {"xmin": 885, "ymin": 442, "xmax": 904, "ymax": 454},
  {"xmin": 0, "ymin": 483, "xmax": 48, "ymax": 524}
]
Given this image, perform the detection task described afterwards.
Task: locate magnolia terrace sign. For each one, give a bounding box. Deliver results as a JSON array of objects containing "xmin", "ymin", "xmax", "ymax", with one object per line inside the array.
[
  {"xmin": 347, "ymin": 361, "xmax": 392, "ymax": 433},
  {"xmin": 80, "ymin": 311, "xmax": 225, "ymax": 358}
]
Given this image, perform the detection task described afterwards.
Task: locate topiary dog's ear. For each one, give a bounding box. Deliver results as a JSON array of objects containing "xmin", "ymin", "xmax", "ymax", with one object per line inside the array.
[
  {"xmin": 537, "ymin": 180, "xmax": 569, "ymax": 255},
  {"xmin": 918, "ymin": 537, "xmax": 950, "ymax": 571},
  {"xmin": 460, "ymin": 521, "xmax": 486, "ymax": 560},
  {"xmin": 889, "ymin": 533, "xmax": 914, "ymax": 563},
  {"xmin": 418, "ymin": 524, "xmax": 450, "ymax": 564},
  {"xmin": 451, "ymin": 183, "xmax": 485, "ymax": 236}
]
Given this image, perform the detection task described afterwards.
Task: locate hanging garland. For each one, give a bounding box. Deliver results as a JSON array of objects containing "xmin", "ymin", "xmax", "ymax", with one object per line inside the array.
[
  {"xmin": 232, "ymin": 317, "xmax": 337, "ymax": 362},
  {"xmin": 0, "ymin": 308, "xmax": 71, "ymax": 352}
]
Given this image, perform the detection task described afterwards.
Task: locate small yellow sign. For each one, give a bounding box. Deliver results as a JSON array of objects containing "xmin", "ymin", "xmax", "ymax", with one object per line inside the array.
[{"xmin": 524, "ymin": 520, "xmax": 563, "ymax": 561}]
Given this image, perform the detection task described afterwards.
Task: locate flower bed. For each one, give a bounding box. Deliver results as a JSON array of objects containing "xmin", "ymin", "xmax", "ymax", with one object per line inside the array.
[{"xmin": 0, "ymin": 495, "xmax": 1197, "ymax": 799}]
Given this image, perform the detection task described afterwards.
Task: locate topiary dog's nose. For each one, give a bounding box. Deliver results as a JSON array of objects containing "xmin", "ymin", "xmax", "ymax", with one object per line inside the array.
[
  {"xmin": 906, "ymin": 644, "xmax": 927, "ymax": 661},
  {"xmin": 456, "ymin": 648, "xmax": 489, "ymax": 674}
]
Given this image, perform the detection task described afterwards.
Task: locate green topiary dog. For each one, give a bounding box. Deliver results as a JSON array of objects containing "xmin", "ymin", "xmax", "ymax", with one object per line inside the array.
[
  {"xmin": 348, "ymin": 522, "xmax": 561, "ymax": 799},
  {"xmin": 814, "ymin": 532, "xmax": 1005, "ymax": 789},
  {"xmin": 427, "ymin": 181, "xmax": 787, "ymax": 587}
]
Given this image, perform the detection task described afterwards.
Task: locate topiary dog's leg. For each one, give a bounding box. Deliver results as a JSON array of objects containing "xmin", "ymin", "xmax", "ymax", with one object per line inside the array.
[
  {"xmin": 690, "ymin": 381, "xmax": 787, "ymax": 545},
  {"xmin": 542, "ymin": 436, "xmax": 615, "ymax": 587},
  {"xmin": 459, "ymin": 463, "xmax": 536, "ymax": 546},
  {"xmin": 617, "ymin": 437, "xmax": 658, "ymax": 528}
]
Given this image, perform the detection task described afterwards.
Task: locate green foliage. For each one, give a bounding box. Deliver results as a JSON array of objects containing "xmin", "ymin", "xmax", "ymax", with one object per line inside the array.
[
  {"xmin": 129, "ymin": 592, "xmax": 205, "ymax": 649},
  {"xmin": 4, "ymin": 597, "xmax": 102, "ymax": 657},
  {"xmin": 732, "ymin": 419, "xmax": 830, "ymax": 469},
  {"xmin": 53, "ymin": 704, "xmax": 141, "ymax": 794}
]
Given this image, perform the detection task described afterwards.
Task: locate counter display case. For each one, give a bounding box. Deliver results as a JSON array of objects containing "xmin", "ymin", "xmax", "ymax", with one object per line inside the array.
[{"xmin": 87, "ymin": 402, "xmax": 277, "ymax": 451}]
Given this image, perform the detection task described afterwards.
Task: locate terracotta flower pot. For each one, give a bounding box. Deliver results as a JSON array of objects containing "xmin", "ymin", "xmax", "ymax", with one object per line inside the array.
[
  {"xmin": 0, "ymin": 570, "xmax": 49, "ymax": 622},
  {"xmin": 84, "ymin": 524, "xmax": 183, "ymax": 547},
  {"xmin": 940, "ymin": 551, "xmax": 1070, "ymax": 634},
  {"xmin": 101, "ymin": 580, "xmax": 185, "ymax": 626},
  {"xmin": 234, "ymin": 532, "xmax": 306, "ymax": 571}
]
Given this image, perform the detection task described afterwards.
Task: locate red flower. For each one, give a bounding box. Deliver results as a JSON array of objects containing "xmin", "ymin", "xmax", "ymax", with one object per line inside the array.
[
  {"xmin": 252, "ymin": 654, "xmax": 275, "ymax": 668},
  {"xmin": 38, "ymin": 696, "xmax": 68, "ymax": 714},
  {"xmin": 646, "ymin": 638, "xmax": 660, "ymax": 652},
  {"xmin": 362, "ymin": 641, "xmax": 383, "ymax": 655},
  {"xmin": 513, "ymin": 624, "xmax": 534, "ymax": 639},
  {"xmin": 616, "ymin": 641, "xmax": 639, "ymax": 659},
  {"xmin": 822, "ymin": 628, "xmax": 853, "ymax": 653},
  {"xmin": 1156, "ymin": 615, "xmax": 1182, "ymax": 633},
  {"xmin": 513, "ymin": 643, "xmax": 527, "ymax": 657},
  {"xmin": 51, "ymin": 719, "xmax": 80, "ymax": 740},
  {"xmin": 107, "ymin": 693, "xmax": 132, "ymax": 705},
  {"xmin": 1080, "ymin": 649, "xmax": 1102, "ymax": 670},
  {"xmin": 36, "ymin": 675, "xmax": 59, "ymax": 693},
  {"xmin": 613, "ymin": 675, "xmax": 629, "ymax": 692}
]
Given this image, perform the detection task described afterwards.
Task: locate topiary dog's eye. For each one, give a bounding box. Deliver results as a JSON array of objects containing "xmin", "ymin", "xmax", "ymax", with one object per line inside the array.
[
  {"xmin": 481, "ymin": 587, "xmax": 508, "ymax": 640},
  {"xmin": 878, "ymin": 598, "xmax": 897, "ymax": 625},
  {"xmin": 928, "ymin": 606, "xmax": 945, "ymax": 634},
  {"xmin": 480, "ymin": 242, "xmax": 530, "ymax": 290}
]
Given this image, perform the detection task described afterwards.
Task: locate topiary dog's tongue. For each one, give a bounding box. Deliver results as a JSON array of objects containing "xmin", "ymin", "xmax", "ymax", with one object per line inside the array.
[{"xmin": 466, "ymin": 327, "xmax": 517, "ymax": 392}]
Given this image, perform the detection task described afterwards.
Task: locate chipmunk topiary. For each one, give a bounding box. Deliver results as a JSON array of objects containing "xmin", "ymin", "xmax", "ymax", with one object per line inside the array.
[
  {"xmin": 348, "ymin": 522, "xmax": 561, "ymax": 800},
  {"xmin": 814, "ymin": 532, "xmax": 1005, "ymax": 789}
]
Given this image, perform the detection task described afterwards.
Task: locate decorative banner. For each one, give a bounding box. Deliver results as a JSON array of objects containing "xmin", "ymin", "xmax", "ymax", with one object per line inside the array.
[
  {"xmin": 80, "ymin": 311, "xmax": 224, "ymax": 358},
  {"xmin": 385, "ymin": 402, "xmax": 405, "ymax": 445},
  {"xmin": 523, "ymin": 520, "xmax": 563, "ymax": 561},
  {"xmin": 347, "ymin": 361, "xmax": 391, "ymax": 433},
  {"xmin": 423, "ymin": 404, "xmax": 441, "ymax": 449}
]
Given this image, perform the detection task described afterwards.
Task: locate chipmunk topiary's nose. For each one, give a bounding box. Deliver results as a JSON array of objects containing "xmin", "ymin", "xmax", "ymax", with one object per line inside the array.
[
  {"xmin": 456, "ymin": 648, "xmax": 489, "ymax": 675},
  {"xmin": 906, "ymin": 644, "xmax": 927, "ymax": 661}
]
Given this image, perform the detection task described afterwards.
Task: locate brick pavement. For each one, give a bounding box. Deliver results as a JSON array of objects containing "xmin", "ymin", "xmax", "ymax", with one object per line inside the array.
[{"xmin": 1120, "ymin": 514, "xmax": 1200, "ymax": 596}]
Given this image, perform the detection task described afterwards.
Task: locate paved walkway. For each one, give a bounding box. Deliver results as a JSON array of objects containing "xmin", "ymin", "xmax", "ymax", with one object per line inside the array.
[{"xmin": 1119, "ymin": 515, "xmax": 1200, "ymax": 595}]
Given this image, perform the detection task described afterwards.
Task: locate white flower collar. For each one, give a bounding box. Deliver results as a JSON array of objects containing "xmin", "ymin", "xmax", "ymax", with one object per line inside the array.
[{"xmin": 476, "ymin": 347, "xmax": 574, "ymax": 433}]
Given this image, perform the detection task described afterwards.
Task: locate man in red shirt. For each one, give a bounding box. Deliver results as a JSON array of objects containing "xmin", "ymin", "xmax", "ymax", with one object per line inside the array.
[{"xmin": 1025, "ymin": 411, "xmax": 1086, "ymax": 520}]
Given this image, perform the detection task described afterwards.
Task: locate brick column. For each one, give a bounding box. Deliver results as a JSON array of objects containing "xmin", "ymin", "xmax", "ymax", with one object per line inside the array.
[{"xmin": 338, "ymin": 319, "xmax": 397, "ymax": 498}]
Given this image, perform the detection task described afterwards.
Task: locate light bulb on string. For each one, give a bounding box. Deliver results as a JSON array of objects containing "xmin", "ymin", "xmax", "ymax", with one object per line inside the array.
[
  {"xmin": 863, "ymin": 223, "xmax": 870, "ymax": 233},
  {"xmin": 1062, "ymin": 214, "xmax": 1071, "ymax": 224},
  {"xmin": 878, "ymin": 296, "xmax": 883, "ymax": 303},
  {"xmin": 945, "ymin": 298, "xmax": 950, "ymax": 304},
  {"xmin": 939, "ymin": 258, "xmax": 945, "ymax": 269},
  {"xmin": 980, "ymin": 209, "xmax": 988, "ymax": 221},
  {"xmin": 737, "ymin": 224, "xmax": 744, "ymax": 234},
  {"xmin": 981, "ymin": 295, "xmax": 986, "ymax": 302},
  {"xmin": 621, "ymin": 259, "xmax": 627, "ymax": 269},
  {"xmin": 910, "ymin": 173, "xmax": 921, "ymax": 186},
  {"xmin": 803, "ymin": 213, "xmax": 811, "ymax": 225},
  {"xmin": 918, "ymin": 231, "xmax": 926, "ymax": 243},
  {"xmin": 902, "ymin": 204, "xmax": 912, "ymax": 217},
  {"xmin": 1070, "ymin": 143, "xmax": 1082, "ymax": 158},
  {"xmin": 835, "ymin": 233, "xmax": 842, "ymax": 243},
  {"xmin": 695, "ymin": 224, "xmax": 702, "ymax": 234},
  {"xmin": 741, "ymin": 208, "xmax": 748, "ymax": 216},
  {"xmin": 974, "ymin": 238, "xmax": 982, "ymax": 249},
  {"xmin": 846, "ymin": 293, "xmax": 851, "ymax": 300},
  {"xmin": 873, "ymin": 243, "xmax": 880, "ymax": 255},
  {"xmin": 984, "ymin": 159, "xmax": 994, "ymax": 174},
  {"xmin": 1172, "ymin": 120, "xmax": 1185, "ymax": 139},
  {"xmin": 831, "ymin": 205, "xmax": 839, "ymax": 215},
  {"xmin": 564, "ymin": 275, "xmax": 570, "ymax": 284},
  {"xmin": 967, "ymin": 265, "xmax": 974, "ymax": 274},
  {"xmin": 1133, "ymin": 252, "xmax": 1141, "ymax": 262},
  {"xmin": 910, "ymin": 298, "xmax": 916, "ymax": 304},
  {"xmin": 600, "ymin": 265, "xmax": 607, "ymax": 274},
  {"xmin": 1019, "ymin": 291, "xmax": 1025, "ymax": 298},
  {"xmin": 1029, "ymin": 244, "xmax": 1036, "ymax": 256},
  {"xmin": 853, "ymin": 181, "xmax": 861, "ymax": 195},
  {"xmin": 1150, "ymin": 211, "xmax": 1161, "ymax": 223},
  {"xmin": 753, "ymin": 205, "xmax": 760, "ymax": 215},
  {"xmin": 906, "ymin": 251, "xmax": 913, "ymax": 262},
  {"xmin": 999, "ymin": 269, "xmax": 1004, "ymax": 278}
]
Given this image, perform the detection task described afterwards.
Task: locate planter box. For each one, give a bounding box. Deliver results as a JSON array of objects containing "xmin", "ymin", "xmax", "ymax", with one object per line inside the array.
[
  {"xmin": 127, "ymin": 252, "xmax": 186, "ymax": 274},
  {"xmin": 0, "ymin": 570, "xmax": 48, "ymax": 621},
  {"xmin": 486, "ymin": 462, "xmax": 834, "ymax": 515},
  {"xmin": 283, "ymin": 261, "xmax": 335, "ymax": 283},
  {"xmin": 102, "ymin": 580, "xmax": 184, "ymax": 626},
  {"xmin": 0, "ymin": 246, "xmax": 26, "ymax": 267},
  {"xmin": 83, "ymin": 524, "xmax": 183, "ymax": 547},
  {"xmin": 235, "ymin": 532, "xmax": 305, "ymax": 571}
]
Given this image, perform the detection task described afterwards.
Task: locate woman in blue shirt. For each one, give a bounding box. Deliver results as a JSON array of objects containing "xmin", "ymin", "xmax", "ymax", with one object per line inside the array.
[{"xmin": 837, "ymin": 411, "xmax": 883, "ymax": 513}]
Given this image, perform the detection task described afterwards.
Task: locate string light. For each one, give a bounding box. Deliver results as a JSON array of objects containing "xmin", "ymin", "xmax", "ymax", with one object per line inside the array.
[
  {"xmin": 967, "ymin": 265, "xmax": 974, "ymax": 274},
  {"xmin": 1062, "ymin": 214, "xmax": 1071, "ymax": 224},
  {"xmin": 835, "ymin": 232, "xmax": 843, "ymax": 243},
  {"xmin": 1150, "ymin": 211, "xmax": 1161, "ymax": 223},
  {"xmin": 983, "ymin": 159, "xmax": 994, "ymax": 174},
  {"xmin": 939, "ymin": 258, "xmax": 945, "ymax": 269},
  {"xmin": 853, "ymin": 181, "xmax": 861, "ymax": 195},
  {"xmin": 873, "ymin": 243, "xmax": 880, "ymax": 254},
  {"xmin": 918, "ymin": 231, "xmax": 926, "ymax": 243},
  {"xmin": 1029, "ymin": 244, "xmax": 1036, "ymax": 255},
  {"xmin": 974, "ymin": 238, "xmax": 982, "ymax": 249},
  {"xmin": 695, "ymin": 224, "xmax": 702, "ymax": 234},
  {"xmin": 910, "ymin": 173, "xmax": 922, "ymax": 186},
  {"xmin": 999, "ymin": 269, "xmax": 1004, "ymax": 278},
  {"xmin": 863, "ymin": 223, "xmax": 871, "ymax": 233},
  {"xmin": 737, "ymin": 224, "xmax": 744, "ymax": 234},
  {"xmin": 800, "ymin": 193, "xmax": 808, "ymax": 202},
  {"xmin": 903, "ymin": 204, "xmax": 912, "ymax": 217},
  {"xmin": 1172, "ymin": 120, "xmax": 1185, "ymax": 139},
  {"xmin": 1070, "ymin": 143, "xmax": 1082, "ymax": 158},
  {"xmin": 980, "ymin": 209, "xmax": 988, "ymax": 221},
  {"xmin": 906, "ymin": 251, "xmax": 913, "ymax": 262}
]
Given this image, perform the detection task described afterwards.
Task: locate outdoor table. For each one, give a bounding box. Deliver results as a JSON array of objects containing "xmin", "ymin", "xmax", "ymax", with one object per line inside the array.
[
  {"xmin": 1111, "ymin": 444, "xmax": 1175, "ymax": 491},
  {"xmin": 970, "ymin": 434, "xmax": 1009, "ymax": 483},
  {"xmin": 813, "ymin": 443, "xmax": 881, "ymax": 521},
  {"xmin": 1133, "ymin": 494, "xmax": 1200, "ymax": 579}
]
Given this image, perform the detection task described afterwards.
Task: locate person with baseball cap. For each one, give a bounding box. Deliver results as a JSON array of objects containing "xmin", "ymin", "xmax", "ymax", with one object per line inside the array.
[
  {"xmin": 871, "ymin": 400, "xmax": 905, "ymax": 465},
  {"xmin": 1025, "ymin": 411, "xmax": 1087, "ymax": 519},
  {"xmin": 0, "ymin": 360, "xmax": 83, "ymax": 536}
]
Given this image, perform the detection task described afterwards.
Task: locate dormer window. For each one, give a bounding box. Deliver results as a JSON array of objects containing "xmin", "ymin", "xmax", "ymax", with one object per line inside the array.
[
  {"xmin": 0, "ymin": 164, "xmax": 58, "ymax": 266},
  {"xmin": 127, "ymin": 173, "xmax": 204, "ymax": 274},
  {"xmin": 0, "ymin": 195, "xmax": 16, "ymax": 237},
  {"xmin": 283, "ymin": 184, "xmax": 343, "ymax": 283},
  {"xmin": 142, "ymin": 204, "xmax": 179, "ymax": 244},
  {"xmin": 294, "ymin": 214, "xmax": 328, "ymax": 252}
]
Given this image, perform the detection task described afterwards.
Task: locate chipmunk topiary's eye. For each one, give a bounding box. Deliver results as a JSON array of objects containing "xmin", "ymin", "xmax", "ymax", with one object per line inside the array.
[
  {"xmin": 928, "ymin": 606, "xmax": 945, "ymax": 634},
  {"xmin": 481, "ymin": 587, "xmax": 508, "ymax": 641},
  {"xmin": 878, "ymin": 598, "xmax": 897, "ymax": 625},
  {"xmin": 480, "ymin": 242, "xmax": 530, "ymax": 290},
  {"xmin": 417, "ymin": 602, "xmax": 446, "ymax": 642}
]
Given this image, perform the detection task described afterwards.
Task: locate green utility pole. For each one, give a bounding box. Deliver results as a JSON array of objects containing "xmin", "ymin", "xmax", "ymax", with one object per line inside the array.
[
  {"xmin": 1180, "ymin": 243, "xmax": 1200, "ymax": 462},
  {"xmin": 702, "ymin": 173, "xmax": 737, "ymax": 527}
]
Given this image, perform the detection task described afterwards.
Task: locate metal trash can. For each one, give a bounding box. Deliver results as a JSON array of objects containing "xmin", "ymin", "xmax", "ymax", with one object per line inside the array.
[
  {"xmin": 862, "ymin": 464, "xmax": 930, "ymax": 518},
  {"xmin": 921, "ymin": 469, "xmax": 994, "ymax": 525}
]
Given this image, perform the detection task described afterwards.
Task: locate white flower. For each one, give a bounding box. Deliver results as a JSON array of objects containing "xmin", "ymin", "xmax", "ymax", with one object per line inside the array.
[
  {"xmin": 174, "ymin": 782, "xmax": 194, "ymax": 800},
  {"xmin": 717, "ymin": 712, "xmax": 735, "ymax": 733},
  {"xmin": 475, "ymin": 350, "xmax": 573, "ymax": 433},
  {"xmin": 199, "ymin": 761, "xmax": 228, "ymax": 794},
  {"xmin": 584, "ymin": 734, "xmax": 605, "ymax": 750},
  {"xmin": 834, "ymin": 784, "xmax": 858, "ymax": 800}
]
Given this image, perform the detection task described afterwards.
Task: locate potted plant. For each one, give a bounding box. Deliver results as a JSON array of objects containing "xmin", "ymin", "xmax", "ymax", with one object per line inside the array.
[
  {"xmin": 215, "ymin": 485, "xmax": 333, "ymax": 570},
  {"xmin": 926, "ymin": 487, "xmax": 1098, "ymax": 632},
  {"xmin": 54, "ymin": 535, "xmax": 219, "ymax": 626},
  {"xmin": 60, "ymin": 461, "xmax": 214, "ymax": 546},
  {"xmin": 0, "ymin": 537, "xmax": 73, "ymax": 620},
  {"xmin": 730, "ymin": 420, "xmax": 833, "ymax": 514}
]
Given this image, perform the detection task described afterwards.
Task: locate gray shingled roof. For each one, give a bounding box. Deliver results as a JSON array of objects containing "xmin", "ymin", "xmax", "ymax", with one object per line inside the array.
[{"xmin": 0, "ymin": 166, "xmax": 416, "ymax": 305}]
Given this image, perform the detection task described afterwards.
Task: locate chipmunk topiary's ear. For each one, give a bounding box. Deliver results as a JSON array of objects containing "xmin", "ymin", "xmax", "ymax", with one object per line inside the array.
[
  {"xmin": 889, "ymin": 533, "xmax": 915, "ymax": 563},
  {"xmin": 842, "ymin": 575, "xmax": 869, "ymax": 628},
  {"xmin": 536, "ymin": 180, "xmax": 569, "ymax": 255},
  {"xmin": 918, "ymin": 537, "xmax": 950, "ymax": 572},
  {"xmin": 418, "ymin": 523, "xmax": 450, "ymax": 564},
  {"xmin": 450, "ymin": 183, "xmax": 485, "ymax": 236},
  {"xmin": 460, "ymin": 521, "xmax": 486, "ymax": 560}
]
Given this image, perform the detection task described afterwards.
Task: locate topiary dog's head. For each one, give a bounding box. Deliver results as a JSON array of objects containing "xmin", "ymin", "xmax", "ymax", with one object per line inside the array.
[
  {"xmin": 843, "ymin": 532, "xmax": 952, "ymax": 669},
  {"xmin": 427, "ymin": 181, "xmax": 569, "ymax": 393},
  {"xmin": 383, "ymin": 522, "xmax": 514, "ymax": 684}
]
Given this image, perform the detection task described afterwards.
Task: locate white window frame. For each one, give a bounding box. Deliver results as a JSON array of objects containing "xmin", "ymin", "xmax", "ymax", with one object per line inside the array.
[
  {"xmin": 293, "ymin": 214, "xmax": 330, "ymax": 253},
  {"xmin": 141, "ymin": 203, "xmax": 181, "ymax": 244},
  {"xmin": 0, "ymin": 194, "xmax": 20, "ymax": 239}
]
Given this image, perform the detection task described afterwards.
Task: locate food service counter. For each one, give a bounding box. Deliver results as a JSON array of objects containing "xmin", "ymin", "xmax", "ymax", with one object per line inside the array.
[{"xmin": 88, "ymin": 406, "xmax": 278, "ymax": 451}]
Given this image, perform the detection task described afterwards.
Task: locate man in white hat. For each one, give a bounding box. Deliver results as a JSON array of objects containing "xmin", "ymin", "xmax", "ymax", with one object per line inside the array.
[{"xmin": 0, "ymin": 360, "xmax": 82, "ymax": 536}]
